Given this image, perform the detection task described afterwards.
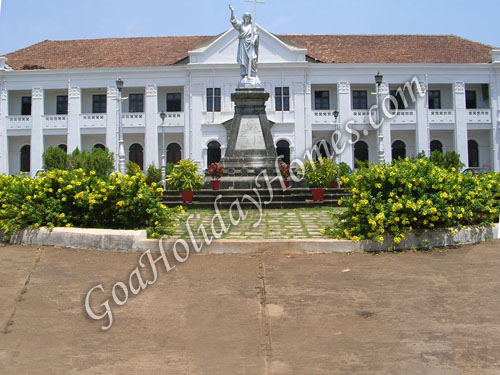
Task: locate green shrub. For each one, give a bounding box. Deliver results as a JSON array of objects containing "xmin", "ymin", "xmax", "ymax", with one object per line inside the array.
[
  {"xmin": 43, "ymin": 146, "xmax": 70, "ymax": 170},
  {"xmin": 70, "ymin": 148, "xmax": 114, "ymax": 178},
  {"xmin": 126, "ymin": 161, "xmax": 142, "ymax": 176},
  {"xmin": 338, "ymin": 162, "xmax": 351, "ymax": 178},
  {"xmin": 146, "ymin": 164, "xmax": 162, "ymax": 186},
  {"xmin": 166, "ymin": 159, "xmax": 204, "ymax": 191},
  {"xmin": 429, "ymin": 151, "xmax": 464, "ymax": 171},
  {"xmin": 0, "ymin": 169, "xmax": 182, "ymax": 238},
  {"xmin": 165, "ymin": 162, "xmax": 175, "ymax": 176},
  {"xmin": 325, "ymin": 158, "xmax": 499, "ymax": 243},
  {"xmin": 299, "ymin": 157, "xmax": 338, "ymax": 188}
]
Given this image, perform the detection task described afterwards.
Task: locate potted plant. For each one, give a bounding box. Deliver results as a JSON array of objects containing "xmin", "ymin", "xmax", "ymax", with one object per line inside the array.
[
  {"xmin": 301, "ymin": 157, "xmax": 338, "ymax": 201},
  {"xmin": 166, "ymin": 159, "xmax": 204, "ymax": 203},
  {"xmin": 279, "ymin": 162, "xmax": 291, "ymax": 188},
  {"xmin": 207, "ymin": 162, "xmax": 224, "ymax": 190}
]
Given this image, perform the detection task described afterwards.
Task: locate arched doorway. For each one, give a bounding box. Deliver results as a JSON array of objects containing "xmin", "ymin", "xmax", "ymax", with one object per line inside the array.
[
  {"xmin": 353, "ymin": 141, "xmax": 369, "ymax": 168},
  {"xmin": 207, "ymin": 141, "xmax": 221, "ymax": 166},
  {"xmin": 392, "ymin": 140, "xmax": 406, "ymax": 160},
  {"xmin": 430, "ymin": 140, "xmax": 443, "ymax": 154},
  {"xmin": 468, "ymin": 140, "xmax": 479, "ymax": 167},
  {"xmin": 58, "ymin": 144, "xmax": 67, "ymax": 152},
  {"xmin": 167, "ymin": 143, "xmax": 182, "ymax": 164},
  {"xmin": 20, "ymin": 145, "xmax": 30, "ymax": 173},
  {"xmin": 93, "ymin": 143, "xmax": 106, "ymax": 150},
  {"xmin": 276, "ymin": 140, "xmax": 290, "ymax": 164},
  {"xmin": 315, "ymin": 141, "xmax": 332, "ymax": 160},
  {"xmin": 129, "ymin": 143, "xmax": 144, "ymax": 170}
]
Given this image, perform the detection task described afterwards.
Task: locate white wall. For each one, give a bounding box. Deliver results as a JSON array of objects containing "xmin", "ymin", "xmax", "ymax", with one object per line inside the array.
[
  {"xmin": 8, "ymin": 136, "xmax": 30, "ymax": 175},
  {"xmin": 468, "ymin": 129, "xmax": 492, "ymax": 169},
  {"xmin": 8, "ymin": 90, "xmax": 31, "ymax": 115},
  {"xmin": 44, "ymin": 90, "xmax": 68, "ymax": 115},
  {"xmin": 391, "ymin": 130, "xmax": 417, "ymax": 158}
]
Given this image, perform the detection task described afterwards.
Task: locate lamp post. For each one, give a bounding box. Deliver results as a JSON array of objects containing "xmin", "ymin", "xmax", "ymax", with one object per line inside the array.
[
  {"xmin": 375, "ymin": 72, "xmax": 385, "ymax": 164},
  {"xmin": 116, "ymin": 77, "xmax": 126, "ymax": 174},
  {"xmin": 333, "ymin": 109, "xmax": 340, "ymax": 164},
  {"xmin": 160, "ymin": 111, "xmax": 167, "ymax": 190}
]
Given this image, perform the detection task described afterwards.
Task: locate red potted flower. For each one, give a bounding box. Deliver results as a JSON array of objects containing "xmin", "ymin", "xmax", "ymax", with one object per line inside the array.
[
  {"xmin": 207, "ymin": 162, "xmax": 224, "ymax": 190},
  {"xmin": 279, "ymin": 162, "xmax": 291, "ymax": 188}
]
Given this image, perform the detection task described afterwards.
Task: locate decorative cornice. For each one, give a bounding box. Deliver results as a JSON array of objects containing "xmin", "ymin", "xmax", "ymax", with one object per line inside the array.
[
  {"xmin": 69, "ymin": 86, "xmax": 80, "ymax": 99},
  {"xmin": 454, "ymin": 81, "xmax": 465, "ymax": 94},
  {"xmin": 146, "ymin": 84, "xmax": 157, "ymax": 97},
  {"xmin": 107, "ymin": 86, "xmax": 118, "ymax": 97},
  {"xmin": 338, "ymin": 81, "xmax": 350, "ymax": 95},
  {"xmin": 379, "ymin": 82, "xmax": 390, "ymax": 95},
  {"xmin": 32, "ymin": 87, "xmax": 43, "ymax": 99}
]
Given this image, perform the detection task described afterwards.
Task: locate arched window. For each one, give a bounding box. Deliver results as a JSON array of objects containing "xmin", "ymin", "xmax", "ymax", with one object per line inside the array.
[
  {"xmin": 392, "ymin": 140, "xmax": 406, "ymax": 160},
  {"xmin": 207, "ymin": 141, "xmax": 222, "ymax": 166},
  {"xmin": 315, "ymin": 141, "xmax": 332, "ymax": 160},
  {"xmin": 20, "ymin": 145, "xmax": 30, "ymax": 173},
  {"xmin": 468, "ymin": 140, "xmax": 479, "ymax": 168},
  {"xmin": 93, "ymin": 143, "xmax": 105, "ymax": 150},
  {"xmin": 353, "ymin": 141, "xmax": 369, "ymax": 168},
  {"xmin": 58, "ymin": 144, "xmax": 67, "ymax": 152},
  {"xmin": 167, "ymin": 143, "xmax": 182, "ymax": 164},
  {"xmin": 276, "ymin": 140, "xmax": 290, "ymax": 164},
  {"xmin": 129, "ymin": 143, "xmax": 144, "ymax": 170},
  {"xmin": 430, "ymin": 140, "xmax": 443, "ymax": 154}
]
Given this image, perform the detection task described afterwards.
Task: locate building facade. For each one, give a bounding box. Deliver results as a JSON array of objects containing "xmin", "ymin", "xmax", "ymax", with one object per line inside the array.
[{"xmin": 0, "ymin": 27, "xmax": 499, "ymax": 176}]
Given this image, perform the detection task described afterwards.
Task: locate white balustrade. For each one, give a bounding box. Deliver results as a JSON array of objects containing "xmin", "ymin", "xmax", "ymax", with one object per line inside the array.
[
  {"xmin": 6, "ymin": 115, "xmax": 32, "ymax": 130},
  {"xmin": 122, "ymin": 112, "xmax": 145, "ymax": 127},
  {"xmin": 467, "ymin": 109, "xmax": 491, "ymax": 124},
  {"xmin": 428, "ymin": 110, "xmax": 455, "ymax": 124},
  {"xmin": 42, "ymin": 115, "xmax": 68, "ymax": 129},
  {"xmin": 312, "ymin": 110, "xmax": 338, "ymax": 124},
  {"xmin": 387, "ymin": 110, "xmax": 417, "ymax": 124},
  {"xmin": 80, "ymin": 114, "xmax": 107, "ymax": 128}
]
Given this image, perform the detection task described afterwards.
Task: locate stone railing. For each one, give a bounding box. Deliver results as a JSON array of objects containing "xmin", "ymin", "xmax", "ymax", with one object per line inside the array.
[
  {"xmin": 42, "ymin": 115, "xmax": 67, "ymax": 129},
  {"xmin": 6, "ymin": 115, "xmax": 32, "ymax": 130},
  {"xmin": 122, "ymin": 113, "xmax": 145, "ymax": 127},
  {"xmin": 428, "ymin": 110, "xmax": 455, "ymax": 124},
  {"xmin": 387, "ymin": 110, "xmax": 417, "ymax": 125},
  {"xmin": 159, "ymin": 112, "xmax": 185, "ymax": 126},
  {"xmin": 467, "ymin": 109, "xmax": 491, "ymax": 124},
  {"xmin": 312, "ymin": 110, "xmax": 339, "ymax": 124},
  {"xmin": 80, "ymin": 114, "xmax": 107, "ymax": 128}
]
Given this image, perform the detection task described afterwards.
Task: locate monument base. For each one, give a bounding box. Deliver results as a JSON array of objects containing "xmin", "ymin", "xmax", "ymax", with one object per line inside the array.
[{"xmin": 219, "ymin": 87, "xmax": 278, "ymax": 188}]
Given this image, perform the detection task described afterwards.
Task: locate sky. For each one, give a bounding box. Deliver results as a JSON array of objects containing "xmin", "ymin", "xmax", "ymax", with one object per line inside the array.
[{"xmin": 0, "ymin": 0, "xmax": 498, "ymax": 55}]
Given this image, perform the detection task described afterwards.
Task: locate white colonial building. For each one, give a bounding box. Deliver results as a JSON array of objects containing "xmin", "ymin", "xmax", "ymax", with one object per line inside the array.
[{"xmin": 0, "ymin": 26, "xmax": 499, "ymax": 176}]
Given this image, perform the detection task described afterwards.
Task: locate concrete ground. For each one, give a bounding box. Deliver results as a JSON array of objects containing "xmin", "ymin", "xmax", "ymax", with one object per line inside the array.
[{"xmin": 1, "ymin": 241, "xmax": 500, "ymax": 374}]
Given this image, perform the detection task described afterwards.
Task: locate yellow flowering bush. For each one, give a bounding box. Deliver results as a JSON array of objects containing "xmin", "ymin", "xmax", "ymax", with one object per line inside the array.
[
  {"xmin": 0, "ymin": 169, "xmax": 181, "ymax": 238},
  {"xmin": 325, "ymin": 158, "xmax": 500, "ymax": 243}
]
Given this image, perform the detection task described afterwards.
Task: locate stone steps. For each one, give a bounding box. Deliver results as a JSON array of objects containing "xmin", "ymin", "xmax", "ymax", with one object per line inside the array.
[{"xmin": 161, "ymin": 188, "xmax": 349, "ymax": 209}]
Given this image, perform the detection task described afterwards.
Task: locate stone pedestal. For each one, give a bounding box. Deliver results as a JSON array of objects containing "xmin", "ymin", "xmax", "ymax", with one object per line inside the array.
[{"xmin": 220, "ymin": 88, "xmax": 278, "ymax": 188}]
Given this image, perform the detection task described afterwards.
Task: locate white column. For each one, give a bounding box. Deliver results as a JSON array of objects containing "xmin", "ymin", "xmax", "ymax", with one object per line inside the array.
[
  {"xmin": 490, "ymin": 73, "xmax": 500, "ymax": 172},
  {"xmin": 454, "ymin": 81, "xmax": 468, "ymax": 167},
  {"xmin": 67, "ymin": 86, "xmax": 81, "ymax": 152},
  {"xmin": 106, "ymin": 86, "xmax": 118, "ymax": 170},
  {"xmin": 145, "ymin": 84, "xmax": 159, "ymax": 168},
  {"xmin": 190, "ymin": 83, "xmax": 204, "ymax": 166},
  {"xmin": 415, "ymin": 80, "xmax": 430, "ymax": 156},
  {"xmin": 30, "ymin": 87, "xmax": 44, "ymax": 176},
  {"xmin": 337, "ymin": 82, "xmax": 354, "ymax": 169},
  {"xmin": 183, "ymin": 84, "xmax": 191, "ymax": 161},
  {"xmin": 380, "ymin": 82, "xmax": 392, "ymax": 164},
  {"xmin": 0, "ymin": 87, "xmax": 9, "ymax": 174},
  {"xmin": 293, "ymin": 81, "xmax": 309, "ymax": 160}
]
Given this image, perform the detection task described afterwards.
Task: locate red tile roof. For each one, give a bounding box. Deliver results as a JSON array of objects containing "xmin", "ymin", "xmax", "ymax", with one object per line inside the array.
[{"xmin": 3, "ymin": 34, "xmax": 493, "ymax": 70}]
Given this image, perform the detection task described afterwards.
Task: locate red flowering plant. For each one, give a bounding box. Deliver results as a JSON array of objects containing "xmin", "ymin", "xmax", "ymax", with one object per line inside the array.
[
  {"xmin": 207, "ymin": 163, "xmax": 224, "ymax": 180},
  {"xmin": 279, "ymin": 162, "xmax": 291, "ymax": 180}
]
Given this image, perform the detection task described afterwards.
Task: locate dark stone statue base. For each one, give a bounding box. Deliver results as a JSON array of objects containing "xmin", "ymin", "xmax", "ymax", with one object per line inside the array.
[{"xmin": 219, "ymin": 88, "xmax": 279, "ymax": 189}]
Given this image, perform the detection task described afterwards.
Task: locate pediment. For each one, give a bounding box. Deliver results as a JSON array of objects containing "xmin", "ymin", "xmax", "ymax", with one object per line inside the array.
[{"xmin": 189, "ymin": 25, "xmax": 306, "ymax": 65}]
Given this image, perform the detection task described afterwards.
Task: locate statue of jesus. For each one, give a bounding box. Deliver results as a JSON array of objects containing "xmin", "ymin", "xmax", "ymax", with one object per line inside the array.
[{"xmin": 229, "ymin": 4, "xmax": 259, "ymax": 80}]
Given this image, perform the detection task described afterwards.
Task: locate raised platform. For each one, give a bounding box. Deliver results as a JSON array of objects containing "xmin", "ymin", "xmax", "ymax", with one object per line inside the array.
[{"xmin": 160, "ymin": 188, "xmax": 350, "ymax": 209}]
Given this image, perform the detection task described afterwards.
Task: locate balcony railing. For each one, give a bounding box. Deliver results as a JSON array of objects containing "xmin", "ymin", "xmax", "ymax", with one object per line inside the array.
[
  {"xmin": 467, "ymin": 109, "xmax": 491, "ymax": 124},
  {"xmin": 122, "ymin": 113, "xmax": 145, "ymax": 127},
  {"xmin": 6, "ymin": 115, "xmax": 32, "ymax": 130},
  {"xmin": 312, "ymin": 110, "xmax": 339, "ymax": 124},
  {"xmin": 428, "ymin": 110, "xmax": 455, "ymax": 124},
  {"xmin": 387, "ymin": 110, "xmax": 417, "ymax": 125},
  {"xmin": 351, "ymin": 110, "xmax": 372, "ymax": 124},
  {"xmin": 42, "ymin": 115, "xmax": 67, "ymax": 129},
  {"xmin": 159, "ymin": 112, "xmax": 185, "ymax": 126},
  {"xmin": 80, "ymin": 114, "xmax": 107, "ymax": 128}
]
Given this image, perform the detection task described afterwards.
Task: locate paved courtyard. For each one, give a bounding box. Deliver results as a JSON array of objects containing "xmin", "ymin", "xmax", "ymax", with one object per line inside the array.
[
  {"xmin": 2, "ymin": 240, "xmax": 500, "ymax": 374},
  {"xmin": 171, "ymin": 207, "xmax": 339, "ymax": 240}
]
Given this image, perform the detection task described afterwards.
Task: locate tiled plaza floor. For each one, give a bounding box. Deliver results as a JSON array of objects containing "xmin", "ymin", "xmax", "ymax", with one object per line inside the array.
[{"xmin": 170, "ymin": 207, "xmax": 341, "ymax": 240}]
